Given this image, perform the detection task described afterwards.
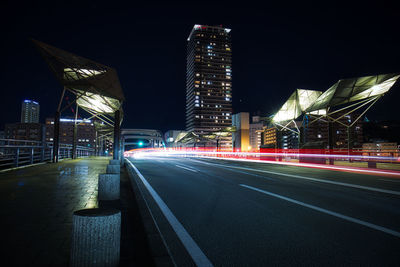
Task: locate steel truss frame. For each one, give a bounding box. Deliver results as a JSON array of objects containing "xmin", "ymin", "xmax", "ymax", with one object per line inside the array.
[
  {"xmin": 304, "ymin": 95, "xmax": 381, "ymax": 150},
  {"xmin": 33, "ymin": 40, "xmax": 124, "ymax": 161}
]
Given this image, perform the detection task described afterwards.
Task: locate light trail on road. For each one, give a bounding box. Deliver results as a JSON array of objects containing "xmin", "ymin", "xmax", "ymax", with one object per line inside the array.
[{"xmin": 124, "ymin": 148, "xmax": 400, "ymax": 177}]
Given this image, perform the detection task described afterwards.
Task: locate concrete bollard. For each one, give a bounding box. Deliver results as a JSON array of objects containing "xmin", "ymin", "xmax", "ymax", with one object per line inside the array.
[
  {"xmin": 70, "ymin": 208, "xmax": 121, "ymax": 267},
  {"xmin": 109, "ymin": 159, "xmax": 119, "ymax": 165},
  {"xmin": 98, "ymin": 173, "xmax": 120, "ymax": 201},
  {"xmin": 106, "ymin": 164, "xmax": 120, "ymax": 174}
]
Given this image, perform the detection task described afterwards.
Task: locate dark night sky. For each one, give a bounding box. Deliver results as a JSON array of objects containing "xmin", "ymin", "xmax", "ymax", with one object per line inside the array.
[{"xmin": 1, "ymin": 1, "xmax": 399, "ymax": 132}]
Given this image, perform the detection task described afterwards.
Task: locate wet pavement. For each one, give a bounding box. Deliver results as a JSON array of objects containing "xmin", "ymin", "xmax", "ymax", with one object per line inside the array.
[{"xmin": 0, "ymin": 157, "xmax": 108, "ymax": 266}]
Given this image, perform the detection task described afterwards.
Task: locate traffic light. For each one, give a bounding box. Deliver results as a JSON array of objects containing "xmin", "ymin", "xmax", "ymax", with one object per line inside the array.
[{"xmin": 138, "ymin": 141, "xmax": 144, "ymax": 147}]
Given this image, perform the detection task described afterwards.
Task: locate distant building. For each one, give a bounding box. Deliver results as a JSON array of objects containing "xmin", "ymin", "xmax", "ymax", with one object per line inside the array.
[
  {"xmin": 363, "ymin": 120, "xmax": 400, "ymax": 144},
  {"xmin": 4, "ymin": 123, "xmax": 45, "ymax": 156},
  {"xmin": 362, "ymin": 142, "xmax": 398, "ymax": 157},
  {"xmin": 302, "ymin": 112, "xmax": 363, "ymax": 148},
  {"xmin": 302, "ymin": 115, "xmax": 329, "ymax": 146},
  {"xmin": 45, "ymin": 118, "xmax": 95, "ymax": 148},
  {"xmin": 262, "ymin": 124, "xmax": 300, "ymax": 149},
  {"xmin": 249, "ymin": 116, "xmax": 263, "ymax": 151},
  {"xmin": 186, "ymin": 24, "xmax": 233, "ymax": 147},
  {"xmin": 232, "ymin": 112, "xmax": 249, "ymax": 151},
  {"xmin": 263, "ymin": 127, "xmax": 278, "ymax": 148},
  {"xmin": 281, "ymin": 129, "xmax": 300, "ymax": 149},
  {"xmin": 3, "ymin": 123, "xmax": 45, "ymax": 155},
  {"xmin": 5, "ymin": 123, "xmax": 44, "ymax": 141},
  {"xmin": 21, "ymin": 100, "xmax": 40, "ymax": 123}
]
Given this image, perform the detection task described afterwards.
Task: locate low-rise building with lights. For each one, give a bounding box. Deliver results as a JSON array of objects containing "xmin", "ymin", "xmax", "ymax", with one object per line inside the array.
[{"xmin": 45, "ymin": 118, "xmax": 96, "ymax": 148}]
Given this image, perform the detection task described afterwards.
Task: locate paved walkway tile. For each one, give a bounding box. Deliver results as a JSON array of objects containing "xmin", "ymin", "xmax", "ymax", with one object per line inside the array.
[{"xmin": 0, "ymin": 157, "xmax": 109, "ymax": 266}]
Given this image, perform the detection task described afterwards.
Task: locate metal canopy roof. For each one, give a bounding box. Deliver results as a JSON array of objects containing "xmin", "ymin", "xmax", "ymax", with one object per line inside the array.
[
  {"xmin": 306, "ymin": 73, "xmax": 400, "ymax": 112},
  {"xmin": 33, "ymin": 40, "xmax": 125, "ymax": 115},
  {"xmin": 272, "ymin": 89, "xmax": 323, "ymax": 123},
  {"xmin": 175, "ymin": 132, "xmax": 200, "ymax": 144},
  {"xmin": 175, "ymin": 127, "xmax": 236, "ymax": 144},
  {"xmin": 272, "ymin": 73, "xmax": 399, "ymax": 123}
]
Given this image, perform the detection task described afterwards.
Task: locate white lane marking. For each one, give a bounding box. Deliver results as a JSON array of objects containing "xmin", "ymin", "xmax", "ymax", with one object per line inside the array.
[
  {"xmin": 240, "ymin": 184, "xmax": 400, "ymax": 238},
  {"xmin": 191, "ymin": 159, "xmax": 400, "ymax": 196},
  {"xmin": 126, "ymin": 160, "xmax": 213, "ymax": 267},
  {"xmin": 175, "ymin": 164, "xmax": 198, "ymax": 172},
  {"xmin": 379, "ymin": 179, "xmax": 400, "ymax": 183}
]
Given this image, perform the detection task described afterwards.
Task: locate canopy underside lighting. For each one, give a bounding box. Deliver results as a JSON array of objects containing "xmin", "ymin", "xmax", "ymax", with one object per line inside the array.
[
  {"xmin": 273, "ymin": 89, "xmax": 322, "ymax": 123},
  {"xmin": 306, "ymin": 73, "xmax": 400, "ymax": 112},
  {"xmin": 75, "ymin": 89, "xmax": 121, "ymax": 114}
]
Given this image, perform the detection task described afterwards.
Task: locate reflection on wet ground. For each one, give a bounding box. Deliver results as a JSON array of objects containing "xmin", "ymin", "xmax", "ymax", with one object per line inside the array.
[{"xmin": 0, "ymin": 157, "xmax": 110, "ymax": 265}]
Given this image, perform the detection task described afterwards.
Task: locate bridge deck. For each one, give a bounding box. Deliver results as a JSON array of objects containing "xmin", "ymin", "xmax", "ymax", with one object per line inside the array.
[{"xmin": 0, "ymin": 156, "xmax": 157, "ymax": 266}]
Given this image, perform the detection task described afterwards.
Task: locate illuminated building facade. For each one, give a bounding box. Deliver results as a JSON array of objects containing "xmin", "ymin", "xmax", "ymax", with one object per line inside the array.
[
  {"xmin": 249, "ymin": 116, "xmax": 263, "ymax": 151},
  {"xmin": 262, "ymin": 125, "xmax": 300, "ymax": 149},
  {"xmin": 45, "ymin": 118, "xmax": 96, "ymax": 148},
  {"xmin": 21, "ymin": 100, "xmax": 40, "ymax": 123},
  {"xmin": 281, "ymin": 129, "xmax": 300, "ymax": 149},
  {"xmin": 232, "ymin": 112, "xmax": 249, "ymax": 151},
  {"xmin": 186, "ymin": 24, "xmax": 232, "ymax": 147},
  {"xmin": 362, "ymin": 142, "xmax": 398, "ymax": 157},
  {"xmin": 263, "ymin": 127, "xmax": 277, "ymax": 148}
]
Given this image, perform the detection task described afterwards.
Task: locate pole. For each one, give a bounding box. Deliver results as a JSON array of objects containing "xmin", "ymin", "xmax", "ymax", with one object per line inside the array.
[
  {"xmin": 53, "ymin": 111, "xmax": 60, "ymax": 163},
  {"xmin": 72, "ymin": 104, "xmax": 79, "ymax": 159},
  {"xmin": 113, "ymin": 109, "xmax": 120, "ymax": 160},
  {"xmin": 347, "ymin": 127, "xmax": 350, "ymax": 154},
  {"xmin": 95, "ymin": 130, "xmax": 98, "ymax": 156}
]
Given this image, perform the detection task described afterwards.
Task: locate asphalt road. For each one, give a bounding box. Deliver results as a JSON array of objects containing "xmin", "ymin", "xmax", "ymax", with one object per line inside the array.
[{"xmin": 127, "ymin": 156, "xmax": 400, "ymax": 266}]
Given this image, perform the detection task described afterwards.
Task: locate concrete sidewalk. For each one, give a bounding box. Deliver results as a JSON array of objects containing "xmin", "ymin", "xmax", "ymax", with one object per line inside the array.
[
  {"xmin": 0, "ymin": 156, "xmax": 166, "ymax": 266},
  {"xmin": 0, "ymin": 157, "xmax": 107, "ymax": 265}
]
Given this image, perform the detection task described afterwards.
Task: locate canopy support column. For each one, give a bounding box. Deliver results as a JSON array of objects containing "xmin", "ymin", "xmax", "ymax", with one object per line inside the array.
[
  {"xmin": 72, "ymin": 104, "xmax": 79, "ymax": 159},
  {"xmin": 113, "ymin": 109, "xmax": 121, "ymax": 160}
]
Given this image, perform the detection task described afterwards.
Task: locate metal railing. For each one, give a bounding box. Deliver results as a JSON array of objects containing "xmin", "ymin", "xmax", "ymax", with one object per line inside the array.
[{"xmin": 0, "ymin": 138, "xmax": 95, "ymax": 170}]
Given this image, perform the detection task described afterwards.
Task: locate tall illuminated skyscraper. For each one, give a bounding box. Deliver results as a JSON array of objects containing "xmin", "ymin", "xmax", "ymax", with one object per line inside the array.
[
  {"xmin": 21, "ymin": 100, "xmax": 40, "ymax": 123},
  {"xmin": 186, "ymin": 24, "xmax": 232, "ymax": 147}
]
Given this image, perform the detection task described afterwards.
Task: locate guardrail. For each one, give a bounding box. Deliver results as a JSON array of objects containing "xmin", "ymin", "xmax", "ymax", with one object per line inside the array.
[{"xmin": 0, "ymin": 138, "xmax": 95, "ymax": 170}]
